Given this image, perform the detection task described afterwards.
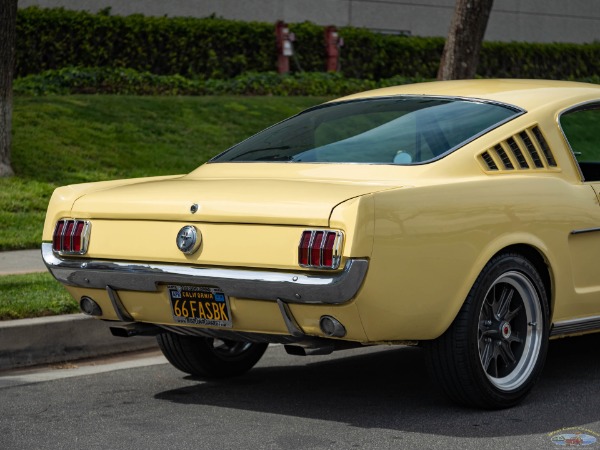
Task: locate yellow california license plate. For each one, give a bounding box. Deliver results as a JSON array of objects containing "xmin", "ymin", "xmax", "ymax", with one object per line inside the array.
[{"xmin": 167, "ymin": 285, "xmax": 232, "ymax": 328}]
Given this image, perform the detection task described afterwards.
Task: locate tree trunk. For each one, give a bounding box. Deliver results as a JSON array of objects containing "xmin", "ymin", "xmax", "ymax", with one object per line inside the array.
[
  {"xmin": 0, "ymin": 0, "xmax": 18, "ymax": 177},
  {"xmin": 437, "ymin": 0, "xmax": 494, "ymax": 81}
]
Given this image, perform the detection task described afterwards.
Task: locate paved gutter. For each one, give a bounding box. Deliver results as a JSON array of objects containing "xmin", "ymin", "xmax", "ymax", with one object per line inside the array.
[{"xmin": 0, "ymin": 314, "xmax": 158, "ymax": 371}]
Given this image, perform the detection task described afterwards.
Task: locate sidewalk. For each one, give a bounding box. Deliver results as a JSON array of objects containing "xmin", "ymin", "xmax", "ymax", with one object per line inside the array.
[
  {"xmin": 0, "ymin": 249, "xmax": 158, "ymax": 371},
  {"xmin": 0, "ymin": 249, "xmax": 46, "ymax": 275}
]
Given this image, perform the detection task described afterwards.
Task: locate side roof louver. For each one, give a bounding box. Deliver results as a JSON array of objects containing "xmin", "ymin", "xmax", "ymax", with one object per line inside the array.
[{"xmin": 479, "ymin": 125, "xmax": 557, "ymax": 172}]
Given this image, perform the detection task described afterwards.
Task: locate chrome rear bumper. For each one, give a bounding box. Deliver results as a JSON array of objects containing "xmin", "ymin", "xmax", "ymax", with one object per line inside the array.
[{"xmin": 41, "ymin": 243, "xmax": 368, "ymax": 305}]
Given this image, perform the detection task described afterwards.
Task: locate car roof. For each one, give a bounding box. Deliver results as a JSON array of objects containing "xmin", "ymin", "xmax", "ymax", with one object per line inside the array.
[{"xmin": 337, "ymin": 79, "xmax": 600, "ymax": 112}]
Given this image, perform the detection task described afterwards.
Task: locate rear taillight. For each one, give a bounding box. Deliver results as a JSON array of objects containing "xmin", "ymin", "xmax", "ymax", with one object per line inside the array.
[
  {"xmin": 52, "ymin": 219, "xmax": 91, "ymax": 255},
  {"xmin": 298, "ymin": 230, "xmax": 343, "ymax": 269}
]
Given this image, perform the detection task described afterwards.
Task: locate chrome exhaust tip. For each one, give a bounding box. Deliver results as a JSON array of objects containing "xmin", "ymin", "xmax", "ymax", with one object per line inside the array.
[
  {"xmin": 80, "ymin": 296, "xmax": 102, "ymax": 316},
  {"xmin": 319, "ymin": 315, "xmax": 346, "ymax": 338}
]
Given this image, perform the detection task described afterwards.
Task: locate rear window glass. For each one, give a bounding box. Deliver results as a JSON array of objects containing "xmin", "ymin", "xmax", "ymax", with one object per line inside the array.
[{"xmin": 211, "ymin": 96, "xmax": 520, "ymax": 164}]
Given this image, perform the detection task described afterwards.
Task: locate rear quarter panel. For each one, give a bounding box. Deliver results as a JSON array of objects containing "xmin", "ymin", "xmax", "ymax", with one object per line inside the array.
[
  {"xmin": 349, "ymin": 103, "xmax": 600, "ymax": 342},
  {"xmin": 356, "ymin": 176, "xmax": 589, "ymax": 341}
]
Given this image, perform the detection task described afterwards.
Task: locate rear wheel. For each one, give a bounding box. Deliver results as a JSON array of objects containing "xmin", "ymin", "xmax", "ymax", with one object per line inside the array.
[
  {"xmin": 425, "ymin": 253, "xmax": 549, "ymax": 409},
  {"xmin": 157, "ymin": 332, "xmax": 268, "ymax": 378}
]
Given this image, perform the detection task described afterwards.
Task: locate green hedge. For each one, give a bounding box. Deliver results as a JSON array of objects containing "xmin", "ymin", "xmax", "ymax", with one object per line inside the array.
[
  {"xmin": 16, "ymin": 7, "xmax": 275, "ymax": 78},
  {"xmin": 16, "ymin": 7, "xmax": 600, "ymax": 80},
  {"xmin": 478, "ymin": 41, "xmax": 600, "ymax": 80},
  {"xmin": 13, "ymin": 67, "xmax": 428, "ymax": 96}
]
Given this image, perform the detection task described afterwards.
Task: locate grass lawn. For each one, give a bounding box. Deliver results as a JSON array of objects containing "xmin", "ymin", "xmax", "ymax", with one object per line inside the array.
[
  {"xmin": 0, "ymin": 272, "xmax": 78, "ymax": 320},
  {"xmin": 1, "ymin": 95, "xmax": 327, "ymax": 250}
]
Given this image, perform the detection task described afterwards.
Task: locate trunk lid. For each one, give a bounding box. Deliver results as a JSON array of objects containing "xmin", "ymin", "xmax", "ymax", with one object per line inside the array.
[{"xmin": 70, "ymin": 164, "xmax": 403, "ymax": 226}]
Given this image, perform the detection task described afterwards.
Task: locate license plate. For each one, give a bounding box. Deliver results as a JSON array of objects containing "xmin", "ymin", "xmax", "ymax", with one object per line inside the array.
[{"xmin": 167, "ymin": 285, "xmax": 232, "ymax": 328}]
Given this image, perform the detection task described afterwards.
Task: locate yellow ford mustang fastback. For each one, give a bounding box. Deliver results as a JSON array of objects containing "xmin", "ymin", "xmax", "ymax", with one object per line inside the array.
[{"xmin": 43, "ymin": 79, "xmax": 600, "ymax": 408}]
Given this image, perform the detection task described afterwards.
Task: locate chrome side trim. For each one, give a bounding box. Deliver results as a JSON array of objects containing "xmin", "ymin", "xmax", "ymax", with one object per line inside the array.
[
  {"xmin": 551, "ymin": 315, "xmax": 600, "ymax": 337},
  {"xmin": 42, "ymin": 243, "xmax": 368, "ymax": 305},
  {"xmin": 570, "ymin": 227, "xmax": 600, "ymax": 235}
]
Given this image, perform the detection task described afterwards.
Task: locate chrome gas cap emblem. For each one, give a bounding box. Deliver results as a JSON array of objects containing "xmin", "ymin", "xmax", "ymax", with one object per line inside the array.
[{"xmin": 176, "ymin": 225, "xmax": 201, "ymax": 255}]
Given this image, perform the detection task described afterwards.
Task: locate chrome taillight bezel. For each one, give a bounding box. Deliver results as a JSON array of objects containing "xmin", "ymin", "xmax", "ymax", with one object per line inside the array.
[
  {"xmin": 52, "ymin": 219, "xmax": 91, "ymax": 255},
  {"xmin": 298, "ymin": 230, "xmax": 343, "ymax": 270}
]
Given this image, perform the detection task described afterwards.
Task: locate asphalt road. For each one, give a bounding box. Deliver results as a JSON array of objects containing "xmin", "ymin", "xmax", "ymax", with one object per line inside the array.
[{"xmin": 1, "ymin": 335, "xmax": 599, "ymax": 450}]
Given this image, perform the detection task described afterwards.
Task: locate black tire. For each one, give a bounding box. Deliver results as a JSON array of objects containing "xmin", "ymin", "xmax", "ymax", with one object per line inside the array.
[
  {"xmin": 157, "ymin": 332, "xmax": 268, "ymax": 378},
  {"xmin": 424, "ymin": 253, "xmax": 550, "ymax": 409}
]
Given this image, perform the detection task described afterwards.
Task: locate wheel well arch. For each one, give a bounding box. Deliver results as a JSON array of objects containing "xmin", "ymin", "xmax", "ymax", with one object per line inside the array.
[{"xmin": 494, "ymin": 243, "xmax": 554, "ymax": 316}]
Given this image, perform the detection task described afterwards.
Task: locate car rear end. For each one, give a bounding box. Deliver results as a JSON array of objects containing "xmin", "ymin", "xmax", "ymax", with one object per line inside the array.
[{"xmin": 42, "ymin": 167, "xmax": 399, "ymax": 353}]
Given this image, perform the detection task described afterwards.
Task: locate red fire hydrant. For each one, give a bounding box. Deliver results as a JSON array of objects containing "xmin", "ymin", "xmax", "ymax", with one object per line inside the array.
[
  {"xmin": 275, "ymin": 21, "xmax": 294, "ymax": 74},
  {"xmin": 324, "ymin": 26, "xmax": 341, "ymax": 72}
]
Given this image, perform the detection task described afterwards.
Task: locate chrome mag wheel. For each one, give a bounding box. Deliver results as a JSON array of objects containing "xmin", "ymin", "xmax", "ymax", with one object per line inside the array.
[
  {"xmin": 425, "ymin": 253, "xmax": 549, "ymax": 408},
  {"xmin": 478, "ymin": 271, "xmax": 543, "ymax": 391}
]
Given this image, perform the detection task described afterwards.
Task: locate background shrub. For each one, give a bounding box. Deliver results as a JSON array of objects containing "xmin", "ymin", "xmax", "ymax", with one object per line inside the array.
[
  {"xmin": 16, "ymin": 8, "xmax": 275, "ymax": 78},
  {"xmin": 15, "ymin": 7, "xmax": 600, "ymax": 81},
  {"xmin": 13, "ymin": 67, "xmax": 427, "ymax": 96}
]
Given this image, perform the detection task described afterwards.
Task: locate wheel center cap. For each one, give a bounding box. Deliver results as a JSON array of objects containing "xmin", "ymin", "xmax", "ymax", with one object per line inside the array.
[{"xmin": 500, "ymin": 321, "xmax": 512, "ymax": 339}]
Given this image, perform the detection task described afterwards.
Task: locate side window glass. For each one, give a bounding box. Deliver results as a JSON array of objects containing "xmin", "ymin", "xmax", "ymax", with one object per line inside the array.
[{"xmin": 560, "ymin": 107, "xmax": 600, "ymax": 181}]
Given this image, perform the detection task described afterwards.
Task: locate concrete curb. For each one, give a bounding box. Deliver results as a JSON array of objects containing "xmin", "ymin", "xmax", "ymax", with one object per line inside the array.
[
  {"xmin": 1, "ymin": 249, "xmax": 158, "ymax": 371},
  {"xmin": 0, "ymin": 314, "xmax": 158, "ymax": 371}
]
